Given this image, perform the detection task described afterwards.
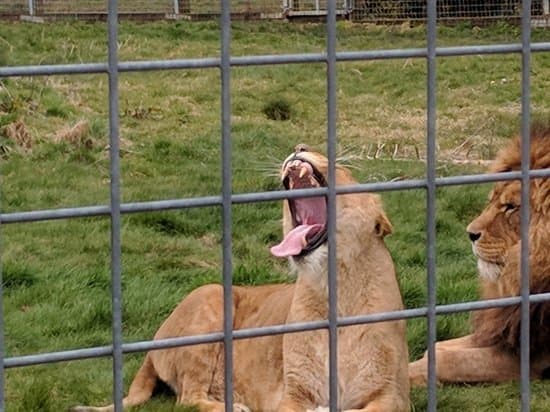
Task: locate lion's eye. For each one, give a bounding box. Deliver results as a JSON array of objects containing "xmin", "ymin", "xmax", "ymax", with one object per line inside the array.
[{"xmin": 503, "ymin": 202, "xmax": 517, "ymax": 212}]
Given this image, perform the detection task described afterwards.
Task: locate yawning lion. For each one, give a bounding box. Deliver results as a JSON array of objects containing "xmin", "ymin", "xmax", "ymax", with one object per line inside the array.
[{"xmin": 73, "ymin": 145, "xmax": 409, "ymax": 412}]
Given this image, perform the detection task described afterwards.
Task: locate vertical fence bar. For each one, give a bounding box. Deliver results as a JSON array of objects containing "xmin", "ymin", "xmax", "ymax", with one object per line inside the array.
[
  {"xmin": 107, "ymin": 0, "xmax": 124, "ymax": 410},
  {"xmin": 27, "ymin": 0, "xmax": 34, "ymax": 16},
  {"xmin": 425, "ymin": 0, "xmax": 438, "ymax": 411},
  {"xmin": 519, "ymin": 0, "xmax": 532, "ymax": 410},
  {"xmin": 220, "ymin": 0, "xmax": 234, "ymax": 411},
  {"xmin": 326, "ymin": 1, "xmax": 338, "ymax": 410},
  {"xmin": 0, "ymin": 188, "xmax": 4, "ymax": 412},
  {"xmin": 0, "ymin": 64, "xmax": 4, "ymax": 403},
  {"xmin": 173, "ymin": 0, "xmax": 180, "ymax": 15}
]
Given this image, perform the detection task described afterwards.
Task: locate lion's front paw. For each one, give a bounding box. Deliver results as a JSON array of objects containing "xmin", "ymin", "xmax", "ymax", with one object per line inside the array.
[
  {"xmin": 408, "ymin": 357, "xmax": 428, "ymax": 387},
  {"xmin": 234, "ymin": 403, "xmax": 251, "ymax": 412}
]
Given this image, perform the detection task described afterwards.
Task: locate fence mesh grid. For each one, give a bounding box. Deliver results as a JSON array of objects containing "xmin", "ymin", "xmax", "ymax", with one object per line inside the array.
[
  {"xmin": 351, "ymin": 0, "xmax": 544, "ymax": 21},
  {"xmin": 1, "ymin": 0, "xmax": 550, "ymax": 411}
]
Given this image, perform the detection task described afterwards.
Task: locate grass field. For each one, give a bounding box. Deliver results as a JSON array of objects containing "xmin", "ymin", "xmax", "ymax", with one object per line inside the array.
[{"xmin": 1, "ymin": 19, "xmax": 550, "ymax": 412}]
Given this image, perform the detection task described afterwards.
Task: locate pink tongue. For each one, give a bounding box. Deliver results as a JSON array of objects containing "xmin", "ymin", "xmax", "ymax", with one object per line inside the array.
[{"xmin": 270, "ymin": 223, "xmax": 323, "ymax": 257}]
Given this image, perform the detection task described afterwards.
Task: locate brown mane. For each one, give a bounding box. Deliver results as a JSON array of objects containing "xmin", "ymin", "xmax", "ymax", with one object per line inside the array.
[
  {"xmin": 473, "ymin": 124, "xmax": 550, "ymax": 358},
  {"xmin": 473, "ymin": 277, "xmax": 550, "ymax": 357},
  {"xmin": 490, "ymin": 122, "xmax": 550, "ymax": 173}
]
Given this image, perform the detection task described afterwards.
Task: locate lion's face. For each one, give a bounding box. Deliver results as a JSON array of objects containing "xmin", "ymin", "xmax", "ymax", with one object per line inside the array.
[
  {"xmin": 466, "ymin": 180, "xmax": 522, "ymax": 281},
  {"xmin": 270, "ymin": 144, "xmax": 357, "ymax": 260}
]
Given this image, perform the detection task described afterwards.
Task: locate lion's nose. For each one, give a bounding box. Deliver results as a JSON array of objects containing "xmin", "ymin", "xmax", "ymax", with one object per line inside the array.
[
  {"xmin": 295, "ymin": 143, "xmax": 309, "ymax": 153},
  {"xmin": 468, "ymin": 231, "xmax": 481, "ymax": 242}
]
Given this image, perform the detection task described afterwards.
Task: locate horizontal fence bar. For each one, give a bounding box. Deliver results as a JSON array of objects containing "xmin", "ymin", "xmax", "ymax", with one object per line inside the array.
[
  {"xmin": 2, "ymin": 42, "xmax": 550, "ymax": 78},
  {"xmin": 5, "ymin": 292, "xmax": 550, "ymax": 369},
  {"xmin": 2, "ymin": 168, "xmax": 550, "ymax": 225}
]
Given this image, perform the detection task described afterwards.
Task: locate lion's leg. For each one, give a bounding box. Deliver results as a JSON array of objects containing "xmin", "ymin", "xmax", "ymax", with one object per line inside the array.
[
  {"xmin": 410, "ymin": 344, "xmax": 521, "ymax": 386},
  {"xmin": 437, "ymin": 346, "xmax": 521, "ymax": 382},
  {"xmin": 343, "ymin": 399, "xmax": 406, "ymax": 412},
  {"xmin": 432, "ymin": 334, "xmax": 476, "ymax": 351},
  {"xmin": 304, "ymin": 392, "xmax": 408, "ymax": 412},
  {"xmin": 71, "ymin": 285, "xmax": 229, "ymax": 412},
  {"xmin": 122, "ymin": 353, "xmax": 158, "ymax": 406},
  {"xmin": 180, "ymin": 397, "xmax": 250, "ymax": 412},
  {"xmin": 340, "ymin": 387, "xmax": 408, "ymax": 412},
  {"xmin": 409, "ymin": 334, "xmax": 477, "ymax": 387},
  {"xmin": 408, "ymin": 354, "xmax": 430, "ymax": 387},
  {"xmin": 344, "ymin": 400, "xmax": 405, "ymax": 412},
  {"xmin": 152, "ymin": 284, "xmax": 233, "ymax": 410}
]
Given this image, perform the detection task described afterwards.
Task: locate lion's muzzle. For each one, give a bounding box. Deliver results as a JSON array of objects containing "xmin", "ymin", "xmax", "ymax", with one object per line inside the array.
[{"xmin": 271, "ymin": 156, "xmax": 328, "ymax": 258}]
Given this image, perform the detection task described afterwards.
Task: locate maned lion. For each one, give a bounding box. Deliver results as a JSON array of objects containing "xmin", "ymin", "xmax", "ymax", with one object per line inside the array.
[
  {"xmin": 409, "ymin": 124, "xmax": 550, "ymax": 386},
  {"xmin": 73, "ymin": 145, "xmax": 409, "ymax": 412}
]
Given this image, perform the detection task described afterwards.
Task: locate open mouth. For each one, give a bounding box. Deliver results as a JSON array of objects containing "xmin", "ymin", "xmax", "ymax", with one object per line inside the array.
[{"xmin": 270, "ymin": 157, "xmax": 328, "ymax": 258}]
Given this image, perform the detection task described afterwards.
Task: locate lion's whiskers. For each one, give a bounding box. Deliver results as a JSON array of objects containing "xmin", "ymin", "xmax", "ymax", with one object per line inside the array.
[{"xmin": 240, "ymin": 156, "xmax": 283, "ymax": 179}]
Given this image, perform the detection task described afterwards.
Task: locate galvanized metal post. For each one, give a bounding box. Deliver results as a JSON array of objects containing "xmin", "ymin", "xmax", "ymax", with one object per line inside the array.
[
  {"xmin": 326, "ymin": 1, "xmax": 338, "ymax": 410},
  {"xmin": 220, "ymin": 0, "xmax": 234, "ymax": 411},
  {"xmin": 107, "ymin": 0, "xmax": 124, "ymax": 410},
  {"xmin": 426, "ymin": 0, "xmax": 438, "ymax": 410},
  {"xmin": 519, "ymin": 0, "xmax": 532, "ymax": 410},
  {"xmin": 173, "ymin": 0, "xmax": 179, "ymax": 15},
  {"xmin": 0, "ymin": 205, "xmax": 4, "ymax": 412},
  {"xmin": 28, "ymin": 0, "xmax": 34, "ymax": 16}
]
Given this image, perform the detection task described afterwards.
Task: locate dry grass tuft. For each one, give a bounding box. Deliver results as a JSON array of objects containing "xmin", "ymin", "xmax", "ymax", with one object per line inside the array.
[
  {"xmin": 55, "ymin": 120, "xmax": 92, "ymax": 148},
  {"xmin": 4, "ymin": 119, "xmax": 33, "ymax": 151}
]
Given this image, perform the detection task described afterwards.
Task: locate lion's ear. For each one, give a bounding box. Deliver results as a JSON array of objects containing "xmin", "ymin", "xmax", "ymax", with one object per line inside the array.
[{"xmin": 375, "ymin": 212, "xmax": 392, "ymax": 237}]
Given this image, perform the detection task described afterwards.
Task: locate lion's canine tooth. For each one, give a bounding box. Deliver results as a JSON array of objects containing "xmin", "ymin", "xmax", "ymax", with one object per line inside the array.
[{"xmin": 299, "ymin": 165, "xmax": 308, "ymax": 178}]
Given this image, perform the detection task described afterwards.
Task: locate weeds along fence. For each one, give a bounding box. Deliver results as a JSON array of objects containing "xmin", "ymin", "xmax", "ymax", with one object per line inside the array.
[
  {"xmin": 1, "ymin": 0, "xmax": 549, "ymax": 22},
  {"xmin": 2, "ymin": 1, "xmax": 550, "ymax": 412}
]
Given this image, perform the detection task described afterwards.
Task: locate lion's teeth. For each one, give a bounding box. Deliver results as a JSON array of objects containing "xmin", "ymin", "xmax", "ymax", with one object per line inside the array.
[{"xmin": 299, "ymin": 165, "xmax": 308, "ymax": 178}]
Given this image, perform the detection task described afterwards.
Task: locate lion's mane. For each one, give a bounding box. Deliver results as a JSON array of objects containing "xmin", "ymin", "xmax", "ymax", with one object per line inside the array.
[{"xmin": 473, "ymin": 123, "xmax": 550, "ymax": 358}]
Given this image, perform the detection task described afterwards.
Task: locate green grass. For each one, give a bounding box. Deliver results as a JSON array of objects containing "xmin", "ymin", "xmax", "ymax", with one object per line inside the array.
[{"xmin": 1, "ymin": 20, "xmax": 550, "ymax": 411}]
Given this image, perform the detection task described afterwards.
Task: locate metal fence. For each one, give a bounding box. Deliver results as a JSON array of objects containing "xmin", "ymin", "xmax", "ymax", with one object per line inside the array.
[
  {"xmin": 351, "ymin": 0, "xmax": 549, "ymax": 21},
  {"xmin": 1, "ymin": 0, "xmax": 549, "ymax": 21},
  {"xmin": 1, "ymin": 0, "xmax": 550, "ymax": 411},
  {"xmin": 0, "ymin": 0, "xmax": 285, "ymax": 18}
]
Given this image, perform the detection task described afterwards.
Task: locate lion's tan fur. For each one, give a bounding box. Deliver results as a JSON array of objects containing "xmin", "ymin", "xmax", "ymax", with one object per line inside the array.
[
  {"xmin": 409, "ymin": 124, "xmax": 550, "ymax": 386},
  {"xmin": 73, "ymin": 148, "xmax": 409, "ymax": 412}
]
